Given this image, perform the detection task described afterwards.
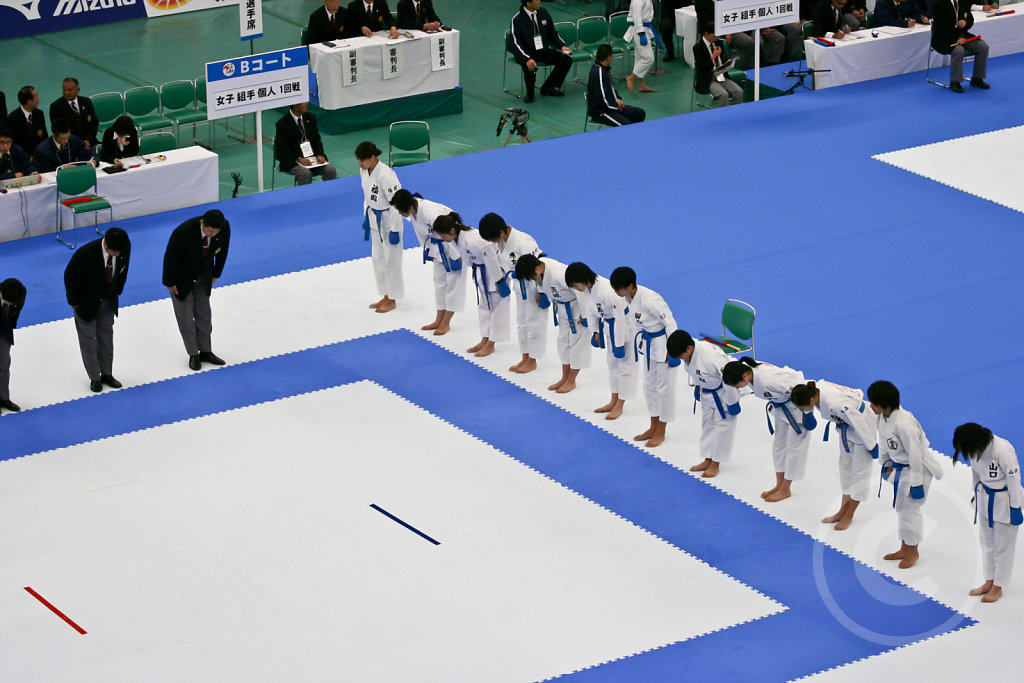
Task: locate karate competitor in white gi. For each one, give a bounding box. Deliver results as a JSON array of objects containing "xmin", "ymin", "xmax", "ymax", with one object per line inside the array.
[
  {"xmin": 611, "ymin": 267, "xmax": 676, "ymax": 447},
  {"xmin": 515, "ymin": 254, "xmax": 591, "ymax": 393},
  {"xmin": 566, "ymin": 262, "xmax": 637, "ymax": 419},
  {"xmin": 478, "ymin": 213, "xmax": 547, "ymax": 374},
  {"xmin": 868, "ymin": 380, "xmax": 945, "ymax": 569},
  {"xmin": 723, "ymin": 357, "xmax": 815, "ymax": 502},
  {"xmin": 626, "ymin": 0, "xmax": 658, "ymax": 93},
  {"xmin": 791, "ymin": 379, "xmax": 878, "ymax": 530},
  {"xmin": 667, "ymin": 330, "xmax": 741, "ymax": 477},
  {"xmin": 434, "ymin": 213, "xmax": 510, "ymax": 357},
  {"xmin": 356, "ymin": 142, "xmax": 403, "ymax": 313},
  {"xmin": 953, "ymin": 422, "xmax": 1024, "ymax": 603}
]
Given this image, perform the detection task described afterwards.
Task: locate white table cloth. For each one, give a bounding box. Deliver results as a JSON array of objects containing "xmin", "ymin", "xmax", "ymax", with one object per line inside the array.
[{"xmin": 675, "ymin": 7, "xmax": 700, "ymax": 68}]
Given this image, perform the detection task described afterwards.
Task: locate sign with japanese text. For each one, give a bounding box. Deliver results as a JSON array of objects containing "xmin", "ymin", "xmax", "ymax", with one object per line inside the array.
[
  {"xmin": 205, "ymin": 47, "xmax": 309, "ymax": 119},
  {"xmin": 239, "ymin": 0, "xmax": 262, "ymax": 40},
  {"xmin": 714, "ymin": 0, "xmax": 798, "ymax": 35},
  {"xmin": 381, "ymin": 43, "xmax": 404, "ymax": 81},
  {"xmin": 341, "ymin": 48, "xmax": 362, "ymax": 86},
  {"xmin": 430, "ymin": 33, "xmax": 451, "ymax": 71}
]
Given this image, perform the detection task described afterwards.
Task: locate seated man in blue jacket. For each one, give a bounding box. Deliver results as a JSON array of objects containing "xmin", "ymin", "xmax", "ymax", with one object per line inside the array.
[
  {"xmin": 33, "ymin": 118, "xmax": 96, "ymax": 173},
  {"xmin": 509, "ymin": 0, "xmax": 574, "ymax": 103},
  {"xmin": 0, "ymin": 127, "xmax": 37, "ymax": 180},
  {"xmin": 587, "ymin": 45, "xmax": 646, "ymax": 126},
  {"xmin": 873, "ymin": 0, "xmax": 930, "ymax": 27}
]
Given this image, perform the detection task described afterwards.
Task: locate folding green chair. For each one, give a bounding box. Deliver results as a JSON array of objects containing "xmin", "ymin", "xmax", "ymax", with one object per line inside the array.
[
  {"xmin": 608, "ymin": 11, "xmax": 634, "ymax": 78},
  {"xmin": 702, "ymin": 299, "xmax": 756, "ymax": 357},
  {"xmin": 389, "ymin": 121, "xmax": 430, "ymax": 167},
  {"xmin": 124, "ymin": 86, "xmax": 175, "ymax": 134},
  {"xmin": 90, "ymin": 92, "xmax": 125, "ymax": 133},
  {"xmin": 160, "ymin": 79, "xmax": 209, "ymax": 147},
  {"xmin": 140, "ymin": 131, "xmax": 176, "ymax": 154},
  {"xmin": 55, "ymin": 162, "xmax": 112, "ymax": 248},
  {"xmin": 555, "ymin": 21, "xmax": 594, "ymax": 85}
]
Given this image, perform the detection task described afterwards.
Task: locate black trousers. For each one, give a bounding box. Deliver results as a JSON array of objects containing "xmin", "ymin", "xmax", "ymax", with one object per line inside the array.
[{"xmin": 522, "ymin": 49, "xmax": 572, "ymax": 93}]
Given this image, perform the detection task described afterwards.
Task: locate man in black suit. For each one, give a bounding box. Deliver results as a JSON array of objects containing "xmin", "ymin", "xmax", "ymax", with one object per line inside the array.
[
  {"xmin": 63, "ymin": 228, "xmax": 131, "ymax": 393},
  {"xmin": 162, "ymin": 209, "xmax": 231, "ymax": 371},
  {"xmin": 348, "ymin": 0, "xmax": 399, "ymax": 38},
  {"xmin": 931, "ymin": 0, "xmax": 989, "ymax": 92},
  {"xmin": 306, "ymin": 0, "xmax": 351, "ymax": 44},
  {"xmin": 49, "ymin": 77, "xmax": 99, "ymax": 149},
  {"xmin": 509, "ymin": 0, "xmax": 573, "ymax": 103},
  {"xmin": 694, "ymin": 23, "xmax": 743, "ymax": 107},
  {"xmin": 274, "ymin": 101, "xmax": 337, "ymax": 185},
  {"xmin": 0, "ymin": 90, "xmax": 7, "ymax": 120},
  {"xmin": 0, "ymin": 127, "xmax": 38, "ymax": 180},
  {"xmin": 7, "ymin": 86, "xmax": 47, "ymax": 159},
  {"xmin": 101, "ymin": 115, "xmax": 140, "ymax": 166},
  {"xmin": 33, "ymin": 118, "xmax": 95, "ymax": 173},
  {"xmin": 396, "ymin": 0, "xmax": 441, "ymax": 31},
  {"xmin": 0, "ymin": 278, "xmax": 26, "ymax": 413},
  {"xmin": 813, "ymin": 0, "xmax": 855, "ymax": 38}
]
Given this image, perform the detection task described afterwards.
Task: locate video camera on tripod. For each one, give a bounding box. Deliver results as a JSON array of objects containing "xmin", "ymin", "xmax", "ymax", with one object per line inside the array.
[{"xmin": 496, "ymin": 107, "xmax": 530, "ymax": 147}]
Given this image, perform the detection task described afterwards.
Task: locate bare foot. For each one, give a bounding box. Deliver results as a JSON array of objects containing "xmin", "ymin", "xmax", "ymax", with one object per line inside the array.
[
  {"xmin": 606, "ymin": 401, "xmax": 624, "ymax": 420},
  {"xmin": 422, "ymin": 321, "xmax": 440, "ymax": 331},
  {"xmin": 433, "ymin": 322, "xmax": 450, "ymax": 336},
  {"xmin": 638, "ymin": 84, "xmax": 657, "ymax": 92},
  {"xmin": 645, "ymin": 434, "xmax": 664, "ymax": 447},
  {"xmin": 898, "ymin": 548, "xmax": 919, "ymax": 569},
  {"xmin": 369, "ymin": 297, "xmax": 386, "ymax": 309},
  {"xmin": 765, "ymin": 489, "xmax": 791, "ymax": 503},
  {"xmin": 513, "ymin": 358, "xmax": 537, "ymax": 374},
  {"xmin": 884, "ymin": 548, "xmax": 907, "ymax": 561},
  {"xmin": 634, "ymin": 428, "xmax": 656, "ymax": 442},
  {"xmin": 761, "ymin": 486, "xmax": 780, "ymax": 500},
  {"xmin": 834, "ymin": 514, "xmax": 855, "ymax": 531},
  {"xmin": 375, "ymin": 299, "xmax": 396, "ymax": 313},
  {"xmin": 548, "ymin": 378, "xmax": 566, "ymax": 391},
  {"xmin": 690, "ymin": 459, "xmax": 711, "ymax": 472},
  {"xmin": 981, "ymin": 586, "xmax": 1003, "ymax": 603},
  {"xmin": 626, "ymin": 74, "xmax": 636, "ymax": 94},
  {"xmin": 701, "ymin": 461, "xmax": 720, "ymax": 478},
  {"xmin": 474, "ymin": 341, "xmax": 495, "ymax": 357},
  {"xmin": 555, "ymin": 380, "xmax": 576, "ymax": 394},
  {"xmin": 509, "ymin": 358, "xmax": 526, "ymax": 372},
  {"xmin": 595, "ymin": 400, "xmax": 616, "ymax": 413},
  {"xmin": 970, "ymin": 581, "xmax": 994, "ymax": 597},
  {"xmin": 467, "ymin": 340, "xmax": 485, "ymax": 354},
  {"xmin": 821, "ymin": 511, "xmax": 843, "ymax": 524}
]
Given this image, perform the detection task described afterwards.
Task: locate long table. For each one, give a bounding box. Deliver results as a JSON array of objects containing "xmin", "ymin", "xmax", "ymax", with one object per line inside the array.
[
  {"xmin": 806, "ymin": 10, "xmax": 1024, "ymax": 89},
  {"xmin": 675, "ymin": 6, "xmax": 700, "ymax": 68},
  {"xmin": 0, "ymin": 146, "xmax": 219, "ymax": 242},
  {"xmin": 308, "ymin": 29, "xmax": 461, "ymax": 110}
]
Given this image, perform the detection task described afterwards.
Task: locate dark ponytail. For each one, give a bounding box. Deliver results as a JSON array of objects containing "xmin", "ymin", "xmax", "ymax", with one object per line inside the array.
[
  {"xmin": 952, "ymin": 422, "xmax": 993, "ymax": 464},
  {"xmin": 433, "ymin": 212, "xmax": 467, "ymax": 236},
  {"xmin": 790, "ymin": 381, "xmax": 818, "ymax": 409},
  {"xmin": 722, "ymin": 360, "xmax": 752, "ymax": 387}
]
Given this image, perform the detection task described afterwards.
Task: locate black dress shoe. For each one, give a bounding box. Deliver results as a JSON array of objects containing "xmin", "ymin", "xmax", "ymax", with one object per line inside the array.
[
  {"xmin": 540, "ymin": 86, "xmax": 564, "ymax": 97},
  {"xmin": 0, "ymin": 398, "xmax": 21, "ymax": 412},
  {"xmin": 970, "ymin": 77, "xmax": 990, "ymax": 89},
  {"xmin": 189, "ymin": 355, "xmax": 202, "ymax": 371},
  {"xmin": 100, "ymin": 374, "xmax": 122, "ymax": 389},
  {"xmin": 90, "ymin": 380, "xmax": 103, "ymax": 393},
  {"xmin": 950, "ymin": 81, "xmax": 964, "ymax": 93},
  {"xmin": 199, "ymin": 351, "xmax": 226, "ymax": 365},
  {"xmin": 524, "ymin": 91, "xmax": 535, "ymax": 103}
]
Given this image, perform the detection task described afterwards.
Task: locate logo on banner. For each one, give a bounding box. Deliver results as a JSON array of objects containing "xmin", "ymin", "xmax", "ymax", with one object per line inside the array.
[
  {"xmin": 222, "ymin": 62, "xmax": 236, "ymax": 77},
  {"xmin": 53, "ymin": 0, "xmax": 137, "ymax": 15},
  {"xmin": 0, "ymin": 0, "xmax": 42, "ymax": 20},
  {"xmin": 146, "ymin": 0, "xmax": 190, "ymax": 8}
]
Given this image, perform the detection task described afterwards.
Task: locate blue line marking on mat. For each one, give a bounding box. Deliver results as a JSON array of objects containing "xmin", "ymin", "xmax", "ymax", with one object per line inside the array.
[
  {"xmin": 370, "ymin": 504, "xmax": 442, "ymax": 546},
  {"xmin": 1, "ymin": 330, "xmax": 973, "ymax": 681}
]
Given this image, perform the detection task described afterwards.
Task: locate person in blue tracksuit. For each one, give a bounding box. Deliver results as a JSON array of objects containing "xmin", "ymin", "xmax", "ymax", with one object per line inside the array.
[{"xmin": 587, "ymin": 45, "xmax": 646, "ymax": 127}]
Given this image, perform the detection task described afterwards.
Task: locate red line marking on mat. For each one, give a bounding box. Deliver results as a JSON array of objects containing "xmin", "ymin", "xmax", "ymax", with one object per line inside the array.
[{"xmin": 24, "ymin": 587, "xmax": 87, "ymax": 634}]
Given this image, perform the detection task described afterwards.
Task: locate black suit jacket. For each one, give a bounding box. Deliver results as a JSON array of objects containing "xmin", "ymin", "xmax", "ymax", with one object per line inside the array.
[
  {"xmin": 0, "ymin": 291, "xmax": 24, "ymax": 346},
  {"xmin": 0, "ymin": 144, "xmax": 36, "ymax": 180},
  {"xmin": 274, "ymin": 111, "xmax": 327, "ymax": 171},
  {"xmin": 64, "ymin": 237, "xmax": 131, "ymax": 322},
  {"xmin": 306, "ymin": 5, "xmax": 352, "ymax": 43},
  {"xmin": 396, "ymin": 0, "xmax": 440, "ymax": 29},
  {"xmin": 931, "ymin": 0, "xmax": 973, "ymax": 55},
  {"xmin": 49, "ymin": 96, "xmax": 99, "ymax": 147},
  {"xmin": 33, "ymin": 134, "xmax": 95, "ymax": 173},
  {"xmin": 7, "ymin": 108, "xmax": 47, "ymax": 158},
  {"xmin": 695, "ymin": 0, "xmax": 714, "ymax": 34},
  {"xmin": 693, "ymin": 38, "xmax": 729, "ymax": 94},
  {"xmin": 348, "ymin": 0, "xmax": 396, "ymax": 32},
  {"xmin": 509, "ymin": 7, "xmax": 566, "ymax": 65},
  {"xmin": 0, "ymin": 91, "xmax": 7, "ymax": 122},
  {"xmin": 100, "ymin": 125, "xmax": 140, "ymax": 163},
  {"xmin": 162, "ymin": 217, "xmax": 231, "ymax": 300},
  {"xmin": 813, "ymin": 0, "xmax": 845, "ymax": 36}
]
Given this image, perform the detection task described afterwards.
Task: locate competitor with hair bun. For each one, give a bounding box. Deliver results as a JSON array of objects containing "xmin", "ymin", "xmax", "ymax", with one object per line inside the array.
[
  {"xmin": 722, "ymin": 357, "xmax": 815, "ymax": 502},
  {"xmin": 791, "ymin": 379, "xmax": 878, "ymax": 529}
]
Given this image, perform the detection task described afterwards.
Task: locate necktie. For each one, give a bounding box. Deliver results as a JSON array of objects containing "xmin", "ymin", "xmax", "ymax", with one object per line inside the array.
[
  {"xmin": 953, "ymin": 0, "xmax": 959, "ymax": 15},
  {"xmin": 367, "ymin": 3, "xmax": 372, "ymax": 17},
  {"xmin": 203, "ymin": 235, "xmax": 211, "ymax": 259},
  {"xmin": 532, "ymin": 12, "xmax": 540, "ymax": 35},
  {"xmin": 415, "ymin": 2, "xmax": 421, "ymax": 23},
  {"xmin": 329, "ymin": 12, "xmax": 335, "ymax": 31},
  {"xmin": 70, "ymin": 99, "xmax": 80, "ymax": 115},
  {"xmin": 297, "ymin": 116, "xmax": 306, "ymax": 140},
  {"xmin": 105, "ymin": 254, "xmax": 113, "ymax": 283},
  {"xmin": 59, "ymin": 143, "xmax": 68, "ymax": 163}
]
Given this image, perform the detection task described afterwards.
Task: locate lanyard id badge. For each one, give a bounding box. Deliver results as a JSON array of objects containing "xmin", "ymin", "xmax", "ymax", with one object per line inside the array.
[{"xmin": 300, "ymin": 140, "xmax": 315, "ymax": 158}]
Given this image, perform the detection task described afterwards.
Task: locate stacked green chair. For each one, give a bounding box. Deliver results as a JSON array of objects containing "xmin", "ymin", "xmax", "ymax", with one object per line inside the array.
[
  {"xmin": 555, "ymin": 21, "xmax": 594, "ymax": 84},
  {"xmin": 90, "ymin": 92, "xmax": 125, "ymax": 133},
  {"xmin": 389, "ymin": 121, "xmax": 430, "ymax": 167},
  {"xmin": 124, "ymin": 86, "xmax": 174, "ymax": 134},
  {"xmin": 160, "ymin": 80, "xmax": 208, "ymax": 146},
  {"xmin": 55, "ymin": 162, "xmax": 112, "ymax": 249},
  {"xmin": 140, "ymin": 131, "xmax": 177, "ymax": 154},
  {"xmin": 702, "ymin": 299, "xmax": 756, "ymax": 357},
  {"xmin": 608, "ymin": 11, "xmax": 634, "ymax": 77}
]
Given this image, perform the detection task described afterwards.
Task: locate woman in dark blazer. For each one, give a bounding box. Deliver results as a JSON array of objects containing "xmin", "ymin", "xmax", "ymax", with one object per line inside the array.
[{"xmin": 100, "ymin": 115, "xmax": 139, "ymax": 166}]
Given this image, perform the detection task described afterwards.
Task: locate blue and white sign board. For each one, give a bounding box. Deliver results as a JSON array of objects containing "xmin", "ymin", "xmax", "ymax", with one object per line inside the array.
[
  {"xmin": 205, "ymin": 47, "xmax": 309, "ymax": 120},
  {"xmin": 714, "ymin": 0, "xmax": 798, "ymax": 34},
  {"xmin": 239, "ymin": 0, "xmax": 262, "ymax": 40}
]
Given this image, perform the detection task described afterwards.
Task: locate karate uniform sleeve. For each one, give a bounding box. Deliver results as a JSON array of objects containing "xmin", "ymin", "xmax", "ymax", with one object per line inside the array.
[
  {"xmin": 843, "ymin": 402, "xmax": 878, "ymax": 452},
  {"xmin": 482, "ymin": 241, "xmax": 503, "ymax": 282},
  {"xmin": 998, "ymin": 440, "xmax": 1024, "ymax": 510},
  {"xmin": 612, "ymin": 298, "xmax": 629, "ymax": 349},
  {"xmin": 901, "ymin": 419, "xmax": 927, "ymax": 488},
  {"xmin": 654, "ymin": 291, "xmax": 677, "ymax": 336},
  {"xmin": 381, "ymin": 167, "xmax": 402, "ymax": 203}
]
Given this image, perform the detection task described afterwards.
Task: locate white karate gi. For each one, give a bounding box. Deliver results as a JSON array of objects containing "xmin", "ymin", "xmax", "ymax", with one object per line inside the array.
[
  {"xmin": 683, "ymin": 340, "xmax": 740, "ymax": 463},
  {"xmin": 878, "ymin": 407, "xmax": 945, "ymax": 546},
  {"xmin": 969, "ymin": 435, "xmax": 1023, "ymax": 586},
  {"xmin": 624, "ymin": 285, "xmax": 677, "ymax": 421},
  {"xmin": 495, "ymin": 227, "xmax": 546, "ymax": 359},
  {"xmin": 405, "ymin": 198, "xmax": 466, "ymax": 312},
  {"xmin": 539, "ymin": 258, "xmax": 590, "ymax": 371},
  {"xmin": 454, "ymin": 229, "xmax": 510, "ymax": 342},
  {"xmin": 628, "ymin": 0, "xmax": 655, "ymax": 79},
  {"xmin": 748, "ymin": 363, "xmax": 811, "ymax": 481},
  {"xmin": 360, "ymin": 161, "xmax": 404, "ymax": 300},
  {"xmin": 814, "ymin": 380, "xmax": 877, "ymax": 502},
  {"xmin": 582, "ymin": 276, "xmax": 637, "ymax": 399}
]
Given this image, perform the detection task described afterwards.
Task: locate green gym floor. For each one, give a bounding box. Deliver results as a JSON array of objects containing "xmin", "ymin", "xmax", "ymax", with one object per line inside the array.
[{"xmin": 1, "ymin": 0, "xmax": 747, "ymax": 200}]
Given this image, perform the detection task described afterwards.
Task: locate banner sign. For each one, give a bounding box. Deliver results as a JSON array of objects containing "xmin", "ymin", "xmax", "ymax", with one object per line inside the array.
[
  {"xmin": 341, "ymin": 48, "xmax": 362, "ymax": 87},
  {"xmin": 205, "ymin": 47, "xmax": 308, "ymax": 119},
  {"xmin": 714, "ymin": 0, "xmax": 798, "ymax": 35},
  {"xmin": 0, "ymin": 0, "xmax": 238, "ymax": 41},
  {"xmin": 381, "ymin": 43, "xmax": 403, "ymax": 81},
  {"xmin": 239, "ymin": 0, "xmax": 261, "ymax": 41},
  {"xmin": 430, "ymin": 33, "xmax": 451, "ymax": 71}
]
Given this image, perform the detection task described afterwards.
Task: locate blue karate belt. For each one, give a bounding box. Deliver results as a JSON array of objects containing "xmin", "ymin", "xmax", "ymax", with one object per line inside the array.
[
  {"xmin": 693, "ymin": 382, "xmax": 727, "ymax": 419},
  {"xmin": 823, "ymin": 402, "xmax": 866, "ymax": 452},
  {"xmin": 879, "ymin": 460, "xmax": 910, "ymax": 507},
  {"xmin": 766, "ymin": 399, "xmax": 802, "ymax": 436},
  {"xmin": 363, "ymin": 207, "xmax": 387, "ymax": 241},
  {"xmin": 514, "ymin": 272, "xmax": 528, "ymax": 300},
  {"xmin": 552, "ymin": 300, "xmax": 578, "ymax": 334},
  {"xmin": 596, "ymin": 318, "xmax": 616, "ymax": 349},
  {"xmin": 974, "ymin": 480, "xmax": 1009, "ymax": 528},
  {"xmin": 471, "ymin": 262, "xmax": 492, "ymax": 310},
  {"xmin": 634, "ymin": 327, "xmax": 666, "ymax": 370},
  {"xmin": 642, "ymin": 22, "xmax": 665, "ymax": 50},
  {"xmin": 428, "ymin": 237, "xmax": 455, "ymax": 271}
]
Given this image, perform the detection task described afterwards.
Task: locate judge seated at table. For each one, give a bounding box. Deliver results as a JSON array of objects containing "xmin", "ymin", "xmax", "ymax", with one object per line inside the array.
[
  {"xmin": 349, "ymin": 0, "xmax": 399, "ymax": 38},
  {"xmin": 396, "ymin": 0, "xmax": 441, "ymax": 31},
  {"xmin": 101, "ymin": 116, "xmax": 140, "ymax": 167},
  {"xmin": 0, "ymin": 127, "xmax": 38, "ymax": 180},
  {"xmin": 873, "ymin": 0, "xmax": 930, "ymax": 28},
  {"xmin": 813, "ymin": 0, "xmax": 859, "ymax": 39},
  {"xmin": 33, "ymin": 119, "xmax": 96, "ymax": 173},
  {"xmin": 307, "ymin": 0, "xmax": 352, "ymax": 44},
  {"xmin": 274, "ymin": 102, "xmax": 338, "ymax": 186}
]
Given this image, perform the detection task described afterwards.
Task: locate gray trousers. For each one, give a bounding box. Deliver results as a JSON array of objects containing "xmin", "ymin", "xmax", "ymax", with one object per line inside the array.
[
  {"xmin": 951, "ymin": 39, "xmax": 989, "ymax": 83},
  {"xmin": 171, "ymin": 287, "xmax": 213, "ymax": 357},
  {"xmin": 74, "ymin": 299, "xmax": 115, "ymax": 381},
  {"xmin": 710, "ymin": 78, "xmax": 744, "ymax": 107},
  {"xmin": 731, "ymin": 29, "xmax": 786, "ymax": 68},
  {"xmin": 0, "ymin": 337, "xmax": 11, "ymax": 401},
  {"xmin": 286, "ymin": 162, "xmax": 338, "ymax": 186}
]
